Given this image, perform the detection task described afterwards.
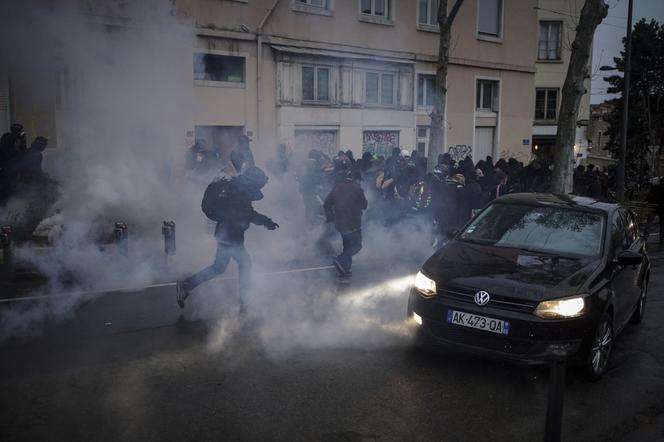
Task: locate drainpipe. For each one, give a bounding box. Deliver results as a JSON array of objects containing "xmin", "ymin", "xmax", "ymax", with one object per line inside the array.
[{"xmin": 256, "ymin": 0, "xmax": 282, "ymax": 142}]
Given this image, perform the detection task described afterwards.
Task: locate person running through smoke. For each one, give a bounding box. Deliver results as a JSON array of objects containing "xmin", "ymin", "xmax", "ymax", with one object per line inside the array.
[
  {"xmin": 324, "ymin": 157, "xmax": 367, "ymax": 277},
  {"xmin": 176, "ymin": 166, "xmax": 279, "ymax": 311}
]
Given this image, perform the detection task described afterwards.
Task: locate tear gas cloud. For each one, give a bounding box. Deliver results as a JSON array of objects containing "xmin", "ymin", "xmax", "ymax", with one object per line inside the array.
[{"xmin": 0, "ymin": 0, "xmax": 432, "ymax": 352}]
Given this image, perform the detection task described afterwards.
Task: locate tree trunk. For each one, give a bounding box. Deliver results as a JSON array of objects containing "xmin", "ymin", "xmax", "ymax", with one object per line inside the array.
[
  {"xmin": 552, "ymin": 0, "xmax": 608, "ymax": 193},
  {"xmin": 427, "ymin": 0, "xmax": 465, "ymax": 171}
]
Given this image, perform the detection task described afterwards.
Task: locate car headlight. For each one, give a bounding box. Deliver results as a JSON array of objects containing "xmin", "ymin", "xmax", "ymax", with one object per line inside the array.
[
  {"xmin": 414, "ymin": 271, "xmax": 436, "ymax": 297},
  {"xmin": 534, "ymin": 296, "xmax": 586, "ymax": 319}
]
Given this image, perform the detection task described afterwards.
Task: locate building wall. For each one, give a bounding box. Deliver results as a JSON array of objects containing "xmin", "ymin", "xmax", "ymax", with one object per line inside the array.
[
  {"xmin": 5, "ymin": 0, "xmax": 539, "ymax": 168},
  {"xmin": 533, "ymin": 0, "xmax": 592, "ymax": 163}
]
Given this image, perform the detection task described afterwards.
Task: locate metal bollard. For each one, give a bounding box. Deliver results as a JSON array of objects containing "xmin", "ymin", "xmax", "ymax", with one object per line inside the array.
[
  {"xmin": 162, "ymin": 221, "xmax": 176, "ymax": 255},
  {"xmin": 1, "ymin": 226, "xmax": 14, "ymax": 280},
  {"xmin": 543, "ymin": 356, "xmax": 567, "ymax": 442},
  {"xmin": 113, "ymin": 222, "xmax": 128, "ymax": 256}
]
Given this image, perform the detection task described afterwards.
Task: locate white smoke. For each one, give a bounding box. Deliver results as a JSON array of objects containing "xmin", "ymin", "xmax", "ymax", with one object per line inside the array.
[{"xmin": 0, "ymin": 0, "xmax": 433, "ymax": 352}]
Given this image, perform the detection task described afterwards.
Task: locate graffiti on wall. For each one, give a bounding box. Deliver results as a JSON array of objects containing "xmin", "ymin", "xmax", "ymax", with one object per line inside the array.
[
  {"xmin": 363, "ymin": 131, "xmax": 400, "ymax": 157},
  {"xmin": 295, "ymin": 130, "xmax": 338, "ymax": 157},
  {"xmin": 448, "ymin": 145, "xmax": 472, "ymax": 162}
]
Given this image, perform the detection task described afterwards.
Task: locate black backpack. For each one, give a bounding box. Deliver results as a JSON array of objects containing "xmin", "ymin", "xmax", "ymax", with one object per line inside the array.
[{"xmin": 201, "ymin": 177, "xmax": 232, "ymax": 222}]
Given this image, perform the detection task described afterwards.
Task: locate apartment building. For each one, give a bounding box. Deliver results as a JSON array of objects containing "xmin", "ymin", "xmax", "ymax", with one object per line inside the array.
[
  {"xmin": 532, "ymin": 0, "xmax": 592, "ymax": 163},
  {"xmin": 2, "ymin": 0, "xmax": 539, "ymax": 166},
  {"xmin": 585, "ymin": 101, "xmax": 616, "ymax": 169}
]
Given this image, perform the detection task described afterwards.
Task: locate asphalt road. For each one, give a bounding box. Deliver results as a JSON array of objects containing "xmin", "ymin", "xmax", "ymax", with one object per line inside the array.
[{"xmin": 0, "ymin": 254, "xmax": 663, "ymax": 442}]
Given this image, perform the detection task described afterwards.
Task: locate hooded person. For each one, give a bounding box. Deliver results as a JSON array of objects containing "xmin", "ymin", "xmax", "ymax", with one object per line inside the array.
[
  {"xmin": 324, "ymin": 159, "xmax": 368, "ymax": 276},
  {"xmin": 0, "ymin": 123, "xmax": 27, "ymax": 171},
  {"xmin": 18, "ymin": 136, "xmax": 48, "ymax": 176},
  {"xmin": 230, "ymin": 134, "xmax": 255, "ymax": 174},
  {"xmin": 176, "ymin": 166, "xmax": 279, "ymax": 311}
]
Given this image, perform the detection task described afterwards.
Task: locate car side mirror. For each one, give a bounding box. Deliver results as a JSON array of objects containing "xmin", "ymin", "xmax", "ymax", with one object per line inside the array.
[
  {"xmin": 446, "ymin": 228, "xmax": 459, "ymax": 240},
  {"xmin": 614, "ymin": 250, "xmax": 643, "ymax": 266}
]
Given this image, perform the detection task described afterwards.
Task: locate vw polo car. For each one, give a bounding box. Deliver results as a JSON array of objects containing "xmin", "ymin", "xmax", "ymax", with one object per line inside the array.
[{"xmin": 408, "ymin": 193, "xmax": 650, "ymax": 379}]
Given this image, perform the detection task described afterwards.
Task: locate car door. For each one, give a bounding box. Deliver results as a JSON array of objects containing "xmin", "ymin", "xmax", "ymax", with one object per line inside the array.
[{"xmin": 610, "ymin": 210, "xmax": 641, "ymax": 329}]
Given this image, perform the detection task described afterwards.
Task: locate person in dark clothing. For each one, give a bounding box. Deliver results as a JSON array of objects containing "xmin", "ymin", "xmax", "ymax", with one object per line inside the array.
[
  {"xmin": 345, "ymin": 150, "xmax": 356, "ymax": 167},
  {"xmin": 0, "ymin": 123, "xmax": 27, "ymax": 172},
  {"xmin": 230, "ymin": 134, "xmax": 255, "ymax": 174},
  {"xmin": 176, "ymin": 166, "xmax": 279, "ymax": 310},
  {"xmin": 491, "ymin": 169, "xmax": 509, "ymax": 200},
  {"xmin": 357, "ymin": 152, "xmax": 374, "ymax": 173},
  {"xmin": 18, "ymin": 136, "xmax": 48, "ymax": 176},
  {"xmin": 0, "ymin": 124, "xmax": 28, "ymax": 202},
  {"xmin": 324, "ymin": 164, "xmax": 368, "ymax": 276}
]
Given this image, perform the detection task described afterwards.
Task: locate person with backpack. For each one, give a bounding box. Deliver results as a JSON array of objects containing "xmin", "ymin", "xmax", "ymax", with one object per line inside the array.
[{"xmin": 176, "ymin": 166, "xmax": 279, "ymax": 310}]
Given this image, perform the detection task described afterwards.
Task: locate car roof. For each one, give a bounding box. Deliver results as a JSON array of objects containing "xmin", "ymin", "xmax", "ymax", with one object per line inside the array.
[{"xmin": 494, "ymin": 193, "xmax": 619, "ymax": 214}]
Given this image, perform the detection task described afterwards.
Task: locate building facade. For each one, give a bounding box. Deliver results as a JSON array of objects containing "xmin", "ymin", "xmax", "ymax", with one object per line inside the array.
[
  {"xmin": 2, "ymin": 0, "xmax": 539, "ymax": 167},
  {"xmin": 532, "ymin": 0, "xmax": 592, "ymax": 164},
  {"xmin": 585, "ymin": 102, "xmax": 617, "ymax": 170}
]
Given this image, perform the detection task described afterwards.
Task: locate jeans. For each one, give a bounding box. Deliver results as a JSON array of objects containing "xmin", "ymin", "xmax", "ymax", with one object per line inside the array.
[
  {"xmin": 184, "ymin": 239, "xmax": 252, "ymax": 300},
  {"xmin": 337, "ymin": 229, "xmax": 362, "ymax": 272}
]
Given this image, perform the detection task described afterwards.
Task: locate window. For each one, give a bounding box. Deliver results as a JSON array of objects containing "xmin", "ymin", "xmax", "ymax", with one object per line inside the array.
[
  {"xmin": 194, "ymin": 54, "xmax": 245, "ymax": 83},
  {"xmin": 302, "ymin": 66, "xmax": 330, "ymax": 102},
  {"xmin": 476, "ymin": 80, "xmax": 499, "ymax": 111},
  {"xmin": 418, "ymin": 0, "xmax": 438, "ymax": 27},
  {"xmin": 535, "ymin": 88, "xmax": 558, "ymax": 120},
  {"xmin": 538, "ymin": 21, "xmax": 562, "ymax": 60},
  {"xmin": 417, "ymin": 74, "xmax": 436, "ymax": 107},
  {"xmin": 416, "ymin": 126, "xmax": 429, "ymax": 156},
  {"xmin": 365, "ymin": 72, "xmax": 395, "ymax": 106},
  {"xmin": 478, "ymin": 0, "xmax": 502, "ymax": 37},
  {"xmin": 361, "ymin": 0, "xmax": 391, "ymax": 19}
]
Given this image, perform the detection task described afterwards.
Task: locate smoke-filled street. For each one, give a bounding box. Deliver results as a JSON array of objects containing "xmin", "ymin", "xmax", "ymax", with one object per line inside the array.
[
  {"xmin": 1, "ymin": 248, "xmax": 663, "ymax": 442},
  {"xmin": 3, "ymin": 1, "xmax": 664, "ymax": 441}
]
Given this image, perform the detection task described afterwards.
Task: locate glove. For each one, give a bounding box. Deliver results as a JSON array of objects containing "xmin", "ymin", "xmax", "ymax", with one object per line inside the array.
[{"xmin": 265, "ymin": 219, "xmax": 279, "ymax": 230}]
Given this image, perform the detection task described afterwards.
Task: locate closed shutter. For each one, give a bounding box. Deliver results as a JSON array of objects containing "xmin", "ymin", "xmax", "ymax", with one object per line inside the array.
[{"xmin": 474, "ymin": 126, "xmax": 495, "ymax": 161}]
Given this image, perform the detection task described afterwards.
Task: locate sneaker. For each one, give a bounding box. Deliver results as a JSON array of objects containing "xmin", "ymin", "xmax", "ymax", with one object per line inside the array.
[
  {"xmin": 176, "ymin": 281, "xmax": 190, "ymax": 309},
  {"xmin": 333, "ymin": 258, "xmax": 349, "ymax": 276}
]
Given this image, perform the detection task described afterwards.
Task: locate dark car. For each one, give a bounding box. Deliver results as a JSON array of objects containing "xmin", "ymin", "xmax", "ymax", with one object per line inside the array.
[{"xmin": 408, "ymin": 193, "xmax": 650, "ymax": 380}]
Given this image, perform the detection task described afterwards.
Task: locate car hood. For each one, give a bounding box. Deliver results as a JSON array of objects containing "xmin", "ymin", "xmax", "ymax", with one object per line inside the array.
[{"xmin": 421, "ymin": 240, "xmax": 601, "ymax": 301}]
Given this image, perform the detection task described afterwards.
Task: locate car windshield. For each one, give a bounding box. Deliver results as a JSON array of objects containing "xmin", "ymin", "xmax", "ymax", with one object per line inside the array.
[{"xmin": 459, "ymin": 203, "xmax": 605, "ymax": 258}]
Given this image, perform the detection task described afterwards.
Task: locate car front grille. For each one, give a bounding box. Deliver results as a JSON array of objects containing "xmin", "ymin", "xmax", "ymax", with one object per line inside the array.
[{"xmin": 438, "ymin": 287, "xmax": 538, "ymax": 313}]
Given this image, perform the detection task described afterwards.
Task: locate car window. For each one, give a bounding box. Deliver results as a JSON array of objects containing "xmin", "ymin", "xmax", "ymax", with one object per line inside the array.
[{"xmin": 459, "ymin": 203, "xmax": 605, "ymax": 258}]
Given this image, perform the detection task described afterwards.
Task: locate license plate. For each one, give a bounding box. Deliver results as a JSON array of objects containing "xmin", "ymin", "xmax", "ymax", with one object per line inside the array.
[{"xmin": 446, "ymin": 309, "xmax": 510, "ymax": 335}]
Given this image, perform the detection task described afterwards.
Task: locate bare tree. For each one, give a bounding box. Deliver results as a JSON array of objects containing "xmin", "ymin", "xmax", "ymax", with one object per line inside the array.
[
  {"xmin": 551, "ymin": 0, "xmax": 608, "ymax": 193},
  {"xmin": 427, "ymin": 0, "xmax": 465, "ymax": 171}
]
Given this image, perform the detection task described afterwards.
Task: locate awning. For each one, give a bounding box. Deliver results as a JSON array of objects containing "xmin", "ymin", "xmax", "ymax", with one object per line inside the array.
[{"xmin": 269, "ymin": 44, "xmax": 415, "ymax": 65}]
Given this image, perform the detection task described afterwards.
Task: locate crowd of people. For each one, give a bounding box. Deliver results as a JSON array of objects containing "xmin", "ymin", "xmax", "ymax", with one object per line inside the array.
[
  {"xmin": 292, "ymin": 146, "xmax": 610, "ymax": 247},
  {"xmin": 177, "ymin": 134, "xmax": 621, "ymax": 311},
  {"xmin": 0, "ymin": 123, "xmax": 49, "ymax": 205}
]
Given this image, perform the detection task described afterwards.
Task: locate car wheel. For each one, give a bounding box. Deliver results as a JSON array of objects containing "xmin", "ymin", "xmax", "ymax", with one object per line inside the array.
[
  {"xmin": 631, "ymin": 276, "xmax": 648, "ymax": 324},
  {"xmin": 584, "ymin": 313, "xmax": 614, "ymax": 381}
]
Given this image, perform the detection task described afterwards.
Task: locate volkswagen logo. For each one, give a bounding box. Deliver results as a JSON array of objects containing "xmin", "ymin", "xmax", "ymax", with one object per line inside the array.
[{"xmin": 474, "ymin": 290, "xmax": 490, "ymax": 306}]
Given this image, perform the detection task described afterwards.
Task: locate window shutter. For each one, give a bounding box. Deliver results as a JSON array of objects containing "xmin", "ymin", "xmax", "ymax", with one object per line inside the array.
[{"xmin": 491, "ymin": 82, "xmax": 500, "ymax": 112}]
